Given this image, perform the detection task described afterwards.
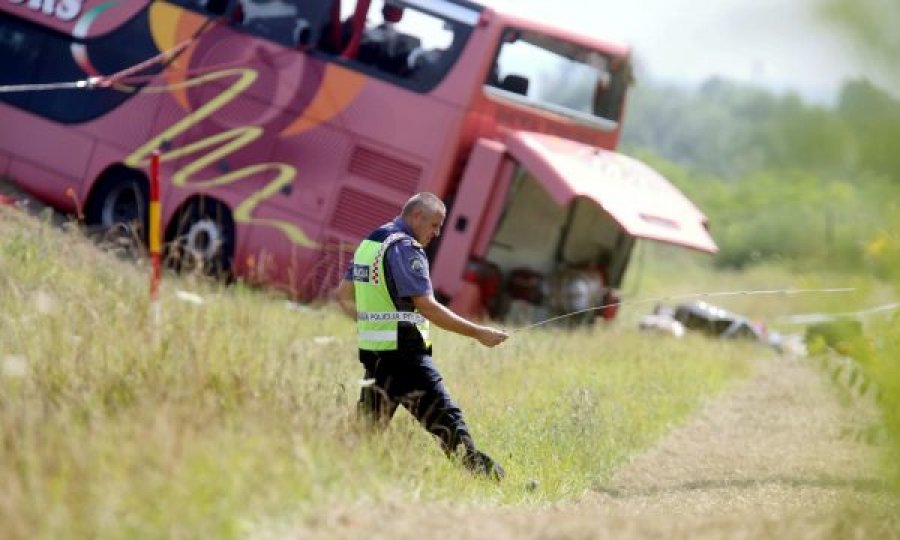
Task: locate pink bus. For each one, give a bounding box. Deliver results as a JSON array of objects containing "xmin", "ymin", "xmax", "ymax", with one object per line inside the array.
[{"xmin": 0, "ymin": 0, "xmax": 716, "ymax": 323}]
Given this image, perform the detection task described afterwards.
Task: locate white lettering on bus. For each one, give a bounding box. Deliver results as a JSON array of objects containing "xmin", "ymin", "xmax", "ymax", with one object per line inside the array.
[
  {"xmin": 56, "ymin": 0, "xmax": 82, "ymax": 21},
  {"xmin": 7, "ymin": 0, "xmax": 83, "ymax": 21}
]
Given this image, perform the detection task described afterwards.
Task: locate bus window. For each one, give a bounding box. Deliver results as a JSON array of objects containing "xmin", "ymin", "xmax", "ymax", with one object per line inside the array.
[
  {"xmin": 486, "ymin": 28, "xmax": 629, "ymax": 126},
  {"xmin": 0, "ymin": 12, "xmax": 42, "ymax": 111},
  {"xmin": 0, "ymin": 10, "xmax": 160, "ymax": 124},
  {"xmin": 231, "ymin": 0, "xmax": 333, "ymax": 49},
  {"xmin": 167, "ymin": 0, "xmax": 234, "ymax": 17},
  {"xmin": 327, "ymin": 0, "xmax": 476, "ymax": 93}
]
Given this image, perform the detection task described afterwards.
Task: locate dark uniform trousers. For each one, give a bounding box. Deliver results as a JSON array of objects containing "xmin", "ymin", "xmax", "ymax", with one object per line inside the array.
[{"xmin": 357, "ymin": 349, "xmax": 504, "ymax": 479}]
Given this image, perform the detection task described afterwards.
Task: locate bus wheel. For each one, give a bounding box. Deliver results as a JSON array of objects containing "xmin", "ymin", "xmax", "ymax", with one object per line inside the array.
[
  {"xmin": 167, "ymin": 197, "xmax": 235, "ymax": 278},
  {"xmin": 84, "ymin": 170, "xmax": 149, "ymax": 242}
]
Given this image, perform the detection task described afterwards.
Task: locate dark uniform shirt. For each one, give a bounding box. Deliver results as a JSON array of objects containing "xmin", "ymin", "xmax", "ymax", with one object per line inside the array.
[{"xmin": 345, "ymin": 217, "xmax": 431, "ymax": 299}]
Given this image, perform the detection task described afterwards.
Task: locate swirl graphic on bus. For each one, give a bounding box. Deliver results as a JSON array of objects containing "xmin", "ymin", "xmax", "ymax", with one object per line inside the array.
[{"xmin": 122, "ymin": 3, "xmax": 366, "ymax": 249}]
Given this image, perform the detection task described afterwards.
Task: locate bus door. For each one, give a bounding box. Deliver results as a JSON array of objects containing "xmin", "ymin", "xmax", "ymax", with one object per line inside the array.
[{"xmin": 431, "ymin": 138, "xmax": 515, "ymax": 316}]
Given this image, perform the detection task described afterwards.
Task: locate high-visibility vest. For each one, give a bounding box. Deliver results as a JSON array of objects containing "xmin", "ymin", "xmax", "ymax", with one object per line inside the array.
[{"xmin": 352, "ymin": 229, "xmax": 431, "ymax": 351}]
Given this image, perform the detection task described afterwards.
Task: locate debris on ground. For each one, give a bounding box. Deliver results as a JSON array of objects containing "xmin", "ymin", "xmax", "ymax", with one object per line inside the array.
[
  {"xmin": 175, "ymin": 290, "xmax": 205, "ymax": 305},
  {"xmin": 637, "ymin": 305, "xmax": 685, "ymax": 338},
  {"xmin": 639, "ymin": 301, "xmax": 806, "ymax": 355}
]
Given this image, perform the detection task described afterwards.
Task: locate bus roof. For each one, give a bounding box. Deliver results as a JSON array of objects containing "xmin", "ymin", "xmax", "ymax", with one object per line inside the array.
[{"xmin": 475, "ymin": 0, "xmax": 631, "ymax": 59}]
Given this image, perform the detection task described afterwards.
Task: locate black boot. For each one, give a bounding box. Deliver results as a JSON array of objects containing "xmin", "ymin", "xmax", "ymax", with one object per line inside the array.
[{"xmin": 463, "ymin": 449, "xmax": 505, "ymax": 482}]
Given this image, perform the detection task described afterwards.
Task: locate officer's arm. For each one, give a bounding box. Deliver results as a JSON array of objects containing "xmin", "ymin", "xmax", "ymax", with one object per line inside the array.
[
  {"xmin": 412, "ymin": 294, "xmax": 508, "ymax": 347},
  {"xmin": 336, "ymin": 279, "xmax": 357, "ymax": 320}
]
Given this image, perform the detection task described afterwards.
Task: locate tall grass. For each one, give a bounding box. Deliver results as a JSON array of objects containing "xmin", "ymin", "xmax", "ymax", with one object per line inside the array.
[
  {"xmin": 624, "ymin": 243, "xmax": 900, "ymax": 499},
  {"xmin": 0, "ymin": 208, "xmax": 758, "ymax": 537},
  {"xmin": 835, "ymin": 313, "xmax": 900, "ymax": 492},
  {"xmin": 873, "ymin": 319, "xmax": 900, "ymax": 490}
]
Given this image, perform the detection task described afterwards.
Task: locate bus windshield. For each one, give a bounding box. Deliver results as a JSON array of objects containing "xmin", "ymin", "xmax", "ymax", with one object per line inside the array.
[{"xmin": 486, "ymin": 28, "xmax": 629, "ymax": 128}]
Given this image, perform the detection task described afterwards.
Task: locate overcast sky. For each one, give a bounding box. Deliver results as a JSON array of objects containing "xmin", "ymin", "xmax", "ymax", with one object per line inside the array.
[{"xmin": 483, "ymin": 0, "xmax": 894, "ymax": 105}]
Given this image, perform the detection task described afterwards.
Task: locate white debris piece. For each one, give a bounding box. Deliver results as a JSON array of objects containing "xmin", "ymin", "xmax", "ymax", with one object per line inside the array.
[
  {"xmin": 2, "ymin": 355, "xmax": 27, "ymax": 379},
  {"xmin": 313, "ymin": 336, "xmax": 336, "ymax": 346},
  {"xmin": 175, "ymin": 290, "xmax": 204, "ymax": 305},
  {"xmin": 34, "ymin": 290, "xmax": 57, "ymax": 314},
  {"xmin": 285, "ymin": 301, "xmax": 313, "ymax": 313},
  {"xmin": 638, "ymin": 313, "xmax": 686, "ymax": 338}
]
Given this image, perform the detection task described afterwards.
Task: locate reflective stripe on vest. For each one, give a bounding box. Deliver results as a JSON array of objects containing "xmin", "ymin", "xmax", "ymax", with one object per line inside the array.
[
  {"xmin": 353, "ymin": 229, "xmax": 431, "ymax": 351},
  {"xmin": 359, "ymin": 328, "xmax": 430, "ymax": 342},
  {"xmin": 358, "ymin": 330, "xmax": 401, "ymax": 343}
]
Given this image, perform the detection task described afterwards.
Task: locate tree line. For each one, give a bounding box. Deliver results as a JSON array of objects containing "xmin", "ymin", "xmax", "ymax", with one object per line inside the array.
[{"xmin": 620, "ymin": 76, "xmax": 900, "ymax": 275}]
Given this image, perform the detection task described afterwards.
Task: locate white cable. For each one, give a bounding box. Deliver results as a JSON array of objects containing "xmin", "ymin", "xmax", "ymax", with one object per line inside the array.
[{"xmin": 513, "ymin": 287, "xmax": 857, "ymax": 332}]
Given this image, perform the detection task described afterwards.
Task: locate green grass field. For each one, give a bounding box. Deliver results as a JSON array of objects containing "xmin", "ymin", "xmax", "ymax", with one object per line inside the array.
[{"xmin": 1, "ymin": 207, "xmax": 896, "ymax": 538}]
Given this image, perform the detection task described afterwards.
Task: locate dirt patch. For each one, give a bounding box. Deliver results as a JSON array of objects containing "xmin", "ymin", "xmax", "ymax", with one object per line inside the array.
[{"xmin": 286, "ymin": 356, "xmax": 897, "ymax": 539}]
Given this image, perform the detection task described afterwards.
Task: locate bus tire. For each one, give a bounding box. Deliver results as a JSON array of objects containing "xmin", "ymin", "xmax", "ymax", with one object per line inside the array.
[
  {"xmin": 84, "ymin": 169, "xmax": 149, "ymax": 242},
  {"xmin": 166, "ymin": 197, "xmax": 235, "ymax": 278}
]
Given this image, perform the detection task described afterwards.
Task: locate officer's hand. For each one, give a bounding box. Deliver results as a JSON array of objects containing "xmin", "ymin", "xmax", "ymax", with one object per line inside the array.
[{"xmin": 476, "ymin": 326, "xmax": 508, "ymax": 347}]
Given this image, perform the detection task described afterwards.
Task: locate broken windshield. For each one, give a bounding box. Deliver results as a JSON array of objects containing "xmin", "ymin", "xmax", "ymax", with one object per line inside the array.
[{"xmin": 486, "ymin": 28, "xmax": 629, "ymax": 127}]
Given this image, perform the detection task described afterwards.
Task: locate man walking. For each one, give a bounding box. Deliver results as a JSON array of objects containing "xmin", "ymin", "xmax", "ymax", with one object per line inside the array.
[{"xmin": 336, "ymin": 192, "xmax": 508, "ymax": 480}]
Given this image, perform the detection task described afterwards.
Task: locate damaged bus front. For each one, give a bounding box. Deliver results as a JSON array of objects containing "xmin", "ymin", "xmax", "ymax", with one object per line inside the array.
[
  {"xmin": 432, "ymin": 131, "xmax": 717, "ymax": 324},
  {"xmin": 430, "ymin": 10, "xmax": 716, "ymax": 324}
]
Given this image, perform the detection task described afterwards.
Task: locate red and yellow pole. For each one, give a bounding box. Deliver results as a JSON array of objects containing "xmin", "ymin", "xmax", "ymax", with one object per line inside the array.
[
  {"xmin": 149, "ymin": 150, "xmax": 162, "ymax": 330},
  {"xmin": 149, "ymin": 150, "xmax": 162, "ymax": 299}
]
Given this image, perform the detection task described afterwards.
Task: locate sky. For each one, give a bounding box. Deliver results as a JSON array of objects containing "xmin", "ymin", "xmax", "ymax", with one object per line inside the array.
[{"xmin": 482, "ymin": 0, "xmax": 895, "ymax": 105}]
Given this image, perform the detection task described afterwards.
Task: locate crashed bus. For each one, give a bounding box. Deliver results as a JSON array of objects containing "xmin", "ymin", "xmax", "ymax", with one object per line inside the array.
[{"xmin": 0, "ymin": 0, "xmax": 716, "ymax": 323}]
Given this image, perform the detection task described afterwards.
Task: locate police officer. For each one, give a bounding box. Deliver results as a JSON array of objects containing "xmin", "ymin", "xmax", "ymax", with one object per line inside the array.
[{"xmin": 336, "ymin": 192, "xmax": 508, "ymax": 480}]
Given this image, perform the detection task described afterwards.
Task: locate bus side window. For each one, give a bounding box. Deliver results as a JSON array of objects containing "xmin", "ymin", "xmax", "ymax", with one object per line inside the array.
[
  {"xmin": 0, "ymin": 14, "xmax": 42, "ymax": 111},
  {"xmin": 330, "ymin": 0, "xmax": 462, "ymax": 90},
  {"xmin": 166, "ymin": 0, "xmax": 234, "ymax": 17},
  {"xmin": 205, "ymin": 0, "xmax": 232, "ymax": 15},
  {"xmin": 0, "ymin": 9, "xmax": 159, "ymax": 124},
  {"xmin": 318, "ymin": 0, "xmax": 478, "ymax": 93},
  {"xmin": 233, "ymin": 0, "xmax": 333, "ymax": 49}
]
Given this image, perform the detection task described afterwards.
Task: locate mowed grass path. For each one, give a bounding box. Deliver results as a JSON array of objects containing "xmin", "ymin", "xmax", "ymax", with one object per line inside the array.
[
  {"xmin": 292, "ymin": 356, "xmax": 897, "ymax": 540},
  {"xmin": 0, "ymin": 207, "xmax": 758, "ymax": 538}
]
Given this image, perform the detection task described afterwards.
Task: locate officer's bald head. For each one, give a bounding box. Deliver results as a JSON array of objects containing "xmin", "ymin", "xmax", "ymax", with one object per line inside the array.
[
  {"xmin": 402, "ymin": 192, "xmax": 445, "ymax": 220},
  {"xmin": 402, "ymin": 193, "xmax": 445, "ymax": 247}
]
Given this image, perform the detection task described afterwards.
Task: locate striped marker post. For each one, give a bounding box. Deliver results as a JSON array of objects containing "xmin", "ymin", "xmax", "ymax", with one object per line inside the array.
[{"xmin": 149, "ymin": 150, "xmax": 162, "ymax": 331}]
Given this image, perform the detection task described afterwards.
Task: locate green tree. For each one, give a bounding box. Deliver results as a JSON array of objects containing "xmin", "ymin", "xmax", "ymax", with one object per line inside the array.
[
  {"xmin": 819, "ymin": 0, "xmax": 900, "ymax": 491},
  {"xmin": 836, "ymin": 80, "xmax": 900, "ymax": 178},
  {"xmin": 819, "ymin": 0, "xmax": 900, "ymax": 74},
  {"xmin": 622, "ymin": 77, "xmax": 860, "ymax": 179}
]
